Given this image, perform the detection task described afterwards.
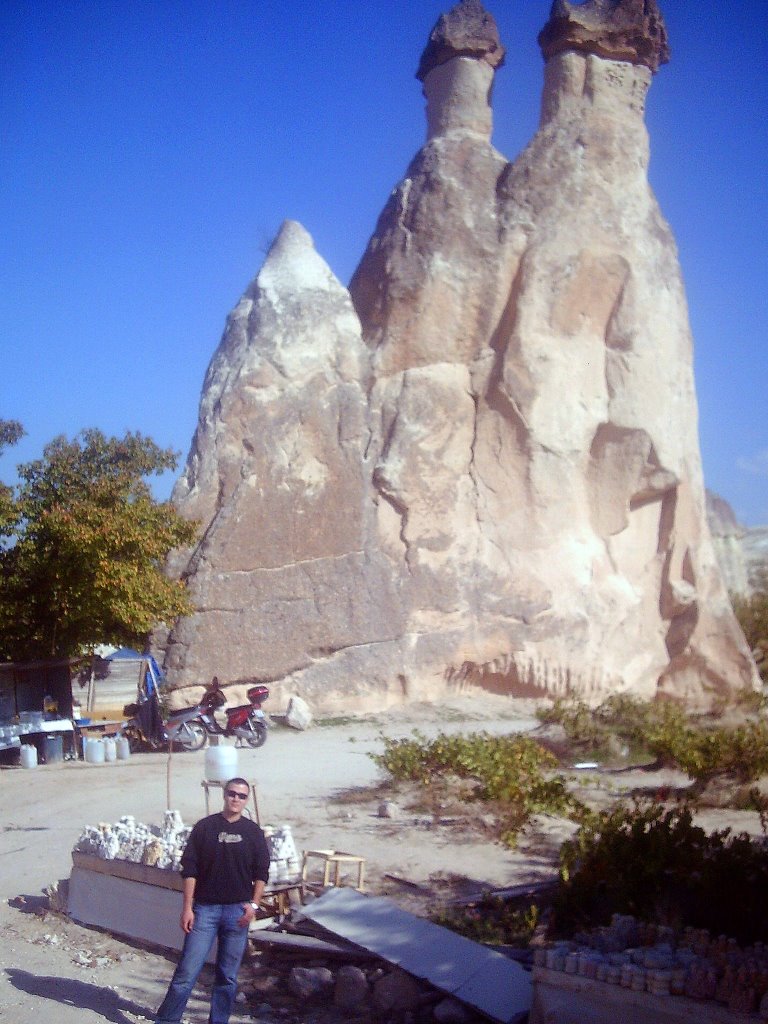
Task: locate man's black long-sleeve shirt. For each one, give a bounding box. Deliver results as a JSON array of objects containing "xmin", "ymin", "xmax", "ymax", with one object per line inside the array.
[{"xmin": 180, "ymin": 813, "xmax": 270, "ymax": 904}]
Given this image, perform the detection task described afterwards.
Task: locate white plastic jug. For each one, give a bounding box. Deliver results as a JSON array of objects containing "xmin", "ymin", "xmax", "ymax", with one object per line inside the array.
[
  {"xmin": 204, "ymin": 745, "xmax": 238, "ymax": 783},
  {"xmin": 85, "ymin": 738, "xmax": 105, "ymax": 764},
  {"xmin": 116, "ymin": 735, "xmax": 131, "ymax": 760},
  {"xmin": 103, "ymin": 737, "xmax": 117, "ymax": 762},
  {"xmin": 20, "ymin": 744, "xmax": 38, "ymax": 769}
]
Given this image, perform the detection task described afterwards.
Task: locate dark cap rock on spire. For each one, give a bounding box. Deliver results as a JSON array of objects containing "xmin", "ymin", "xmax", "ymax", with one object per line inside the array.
[
  {"xmin": 538, "ymin": 0, "xmax": 670, "ymax": 73},
  {"xmin": 416, "ymin": 0, "xmax": 506, "ymax": 82}
]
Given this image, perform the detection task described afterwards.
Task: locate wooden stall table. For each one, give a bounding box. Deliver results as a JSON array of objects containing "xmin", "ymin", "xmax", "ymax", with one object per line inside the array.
[{"xmin": 302, "ymin": 849, "xmax": 365, "ymax": 891}]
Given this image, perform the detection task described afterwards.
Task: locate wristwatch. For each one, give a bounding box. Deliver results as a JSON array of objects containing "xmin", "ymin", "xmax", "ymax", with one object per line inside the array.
[{"xmin": 249, "ymin": 901, "xmax": 259, "ymax": 912}]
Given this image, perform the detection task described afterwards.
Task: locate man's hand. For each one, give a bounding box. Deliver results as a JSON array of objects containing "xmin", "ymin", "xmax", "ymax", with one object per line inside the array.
[
  {"xmin": 238, "ymin": 903, "xmax": 257, "ymax": 928},
  {"xmin": 181, "ymin": 908, "xmax": 195, "ymax": 934}
]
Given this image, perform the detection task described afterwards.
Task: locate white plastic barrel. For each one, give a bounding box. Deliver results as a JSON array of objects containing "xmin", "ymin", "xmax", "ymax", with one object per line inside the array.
[
  {"xmin": 204, "ymin": 745, "xmax": 238, "ymax": 783},
  {"xmin": 103, "ymin": 737, "xmax": 117, "ymax": 762},
  {"xmin": 116, "ymin": 735, "xmax": 131, "ymax": 760},
  {"xmin": 20, "ymin": 744, "xmax": 38, "ymax": 769},
  {"xmin": 85, "ymin": 738, "xmax": 105, "ymax": 764}
]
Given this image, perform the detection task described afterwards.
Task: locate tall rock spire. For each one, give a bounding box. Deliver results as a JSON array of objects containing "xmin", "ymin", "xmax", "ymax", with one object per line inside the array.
[{"xmin": 415, "ymin": 0, "xmax": 506, "ymax": 142}]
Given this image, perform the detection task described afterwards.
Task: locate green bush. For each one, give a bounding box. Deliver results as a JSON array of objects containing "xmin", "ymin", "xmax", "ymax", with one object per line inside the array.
[
  {"xmin": 643, "ymin": 712, "xmax": 768, "ymax": 784},
  {"xmin": 431, "ymin": 898, "xmax": 539, "ymax": 946},
  {"xmin": 554, "ymin": 801, "xmax": 768, "ymax": 944},
  {"xmin": 539, "ymin": 695, "xmax": 768, "ymax": 785},
  {"xmin": 371, "ymin": 730, "xmax": 582, "ymax": 844}
]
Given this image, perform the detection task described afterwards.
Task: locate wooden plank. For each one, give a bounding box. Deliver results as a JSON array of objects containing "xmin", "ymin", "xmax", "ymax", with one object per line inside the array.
[
  {"xmin": 68, "ymin": 866, "xmax": 201, "ymax": 957},
  {"xmin": 72, "ymin": 852, "xmax": 303, "ymax": 898},
  {"xmin": 383, "ymin": 873, "xmax": 435, "ymax": 893},
  {"xmin": 301, "ymin": 888, "xmax": 531, "ymax": 1023},
  {"xmin": 71, "ymin": 851, "xmax": 184, "ymax": 891},
  {"xmin": 248, "ymin": 929, "xmax": 371, "ymax": 957}
]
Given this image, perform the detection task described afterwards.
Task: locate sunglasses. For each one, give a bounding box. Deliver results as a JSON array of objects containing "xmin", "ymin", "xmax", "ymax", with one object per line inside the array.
[{"xmin": 225, "ymin": 790, "xmax": 249, "ymax": 799}]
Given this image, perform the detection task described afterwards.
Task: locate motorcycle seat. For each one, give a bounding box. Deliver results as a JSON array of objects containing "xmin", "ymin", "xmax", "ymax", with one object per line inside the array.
[{"xmin": 167, "ymin": 705, "xmax": 199, "ymax": 719}]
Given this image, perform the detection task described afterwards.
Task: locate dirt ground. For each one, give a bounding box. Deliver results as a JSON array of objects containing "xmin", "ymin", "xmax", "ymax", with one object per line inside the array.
[{"xmin": 1, "ymin": 694, "xmax": 764, "ymax": 1023}]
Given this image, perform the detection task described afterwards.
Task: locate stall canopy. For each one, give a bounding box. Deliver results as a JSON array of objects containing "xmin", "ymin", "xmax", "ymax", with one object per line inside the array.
[{"xmin": 81, "ymin": 649, "xmax": 165, "ymax": 719}]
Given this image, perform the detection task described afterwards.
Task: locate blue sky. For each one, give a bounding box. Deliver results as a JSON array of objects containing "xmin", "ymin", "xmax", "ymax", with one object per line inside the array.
[{"xmin": 1, "ymin": 1, "xmax": 766, "ymax": 525}]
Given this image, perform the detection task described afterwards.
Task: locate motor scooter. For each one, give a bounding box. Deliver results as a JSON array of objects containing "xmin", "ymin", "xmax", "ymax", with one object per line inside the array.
[{"xmin": 164, "ymin": 685, "xmax": 269, "ymax": 752}]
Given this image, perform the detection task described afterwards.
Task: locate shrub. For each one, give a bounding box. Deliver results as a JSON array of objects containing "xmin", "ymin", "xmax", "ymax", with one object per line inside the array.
[
  {"xmin": 371, "ymin": 730, "xmax": 583, "ymax": 844},
  {"xmin": 554, "ymin": 801, "xmax": 768, "ymax": 944},
  {"xmin": 431, "ymin": 898, "xmax": 539, "ymax": 946},
  {"xmin": 539, "ymin": 694, "xmax": 768, "ymax": 785}
]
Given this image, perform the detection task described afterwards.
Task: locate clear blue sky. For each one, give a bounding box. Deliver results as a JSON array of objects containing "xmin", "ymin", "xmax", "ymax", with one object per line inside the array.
[{"xmin": 2, "ymin": 2, "xmax": 766, "ymax": 525}]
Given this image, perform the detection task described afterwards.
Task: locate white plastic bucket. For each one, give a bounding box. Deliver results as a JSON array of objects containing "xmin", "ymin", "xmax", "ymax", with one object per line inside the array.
[
  {"xmin": 85, "ymin": 738, "xmax": 105, "ymax": 764},
  {"xmin": 116, "ymin": 735, "xmax": 131, "ymax": 760},
  {"xmin": 103, "ymin": 737, "xmax": 117, "ymax": 762},
  {"xmin": 20, "ymin": 744, "xmax": 38, "ymax": 769},
  {"xmin": 204, "ymin": 745, "xmax": 238, "ymax": 783}
]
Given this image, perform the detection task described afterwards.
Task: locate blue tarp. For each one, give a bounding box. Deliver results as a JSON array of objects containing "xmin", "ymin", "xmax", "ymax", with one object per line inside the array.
[{"xmin": 106, "ymin": 648, "xmax": 165, "ymax": 693}]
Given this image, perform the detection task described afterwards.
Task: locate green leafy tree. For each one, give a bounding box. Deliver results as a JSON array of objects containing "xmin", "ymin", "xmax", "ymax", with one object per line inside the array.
[
  {"xmin": 0, "ymin": 419, "xmax": 24, "ymax": 536},
  {"xmin": 0, "ymin": 428, "xmax": 198, "ymax": 660}
]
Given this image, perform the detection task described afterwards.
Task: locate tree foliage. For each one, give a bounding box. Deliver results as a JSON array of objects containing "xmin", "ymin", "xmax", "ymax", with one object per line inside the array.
[
  {"xmin": 0, "ymin": 419, "xmax": 24, "ymax": 536},
  {"xmin": 0, "ymin": 428, "xmax": 197, "ymax": 660}
]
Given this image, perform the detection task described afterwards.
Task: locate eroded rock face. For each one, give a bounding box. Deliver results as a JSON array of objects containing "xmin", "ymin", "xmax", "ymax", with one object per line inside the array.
[
  {"xmin": 707, "ymin": 491, "xmax": 750, "ymax": 597},
  {"xmin": 416, "ymin": 0, "xmax": 506, "ymax": 81},
  {"xmin": 538, "ymin": 0, "xmax": 670, "ymax": 73},
  {"xmin": 161, "ymin": 221, "xmax": 405, "ymax": 710},
  {"xmin": 161, "ymin": 1, "xmax": 758, "ymax": 710},
  {"xmin": 707, "ymin": 491, "xmax": 768, "ymax": 598}
]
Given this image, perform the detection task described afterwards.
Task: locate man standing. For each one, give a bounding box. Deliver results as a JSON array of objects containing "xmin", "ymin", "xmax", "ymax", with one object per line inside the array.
[{"xmin": 155, "ymin": 778, "xmax": 270, "ymax": 1024}]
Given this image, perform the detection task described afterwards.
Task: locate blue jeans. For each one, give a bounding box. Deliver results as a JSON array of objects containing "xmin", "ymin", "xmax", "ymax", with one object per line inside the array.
[{"xmin": 155, "ymin": 902, "xmax": 249, "ymax": 1024}]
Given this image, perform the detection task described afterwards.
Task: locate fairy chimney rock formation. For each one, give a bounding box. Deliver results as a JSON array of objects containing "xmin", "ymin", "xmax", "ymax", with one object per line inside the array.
[
  {"xmin": 538, "ymin": 0, "xmax": 670, "ymax": 72},
  {"xmin": 418, "ymin": 0, "xmax": 506, "ymax": 141},
  {"xmin": 160, "ymin": 1, "xmax": 759, "ymax": 711}
]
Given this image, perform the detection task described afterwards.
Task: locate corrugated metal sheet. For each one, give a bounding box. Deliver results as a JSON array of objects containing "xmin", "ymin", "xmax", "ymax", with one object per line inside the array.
[
  {"xmin": 90, "ymin": 658, "xmax": 143, "ymax": 712},
  {"xmin": 301, "ymin": 887, "xmax": 531, "ymax": 1022}
]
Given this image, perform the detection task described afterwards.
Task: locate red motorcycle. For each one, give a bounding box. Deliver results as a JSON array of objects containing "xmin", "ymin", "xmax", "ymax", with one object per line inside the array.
[{"xmin": 163, "ymin": 685, "xmax": 270, "ymax": 752}]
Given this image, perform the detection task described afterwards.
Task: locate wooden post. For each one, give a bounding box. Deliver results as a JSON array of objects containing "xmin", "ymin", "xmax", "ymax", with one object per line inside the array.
[{"xmin": 166, "ymin": 744, "xmax": 173, "ymax": 811}]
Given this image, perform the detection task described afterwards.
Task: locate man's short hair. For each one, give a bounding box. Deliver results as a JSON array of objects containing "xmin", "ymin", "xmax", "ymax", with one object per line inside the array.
[{"xmin": 224, "ymin": 777, "xmax": 250, "ymax": 792}]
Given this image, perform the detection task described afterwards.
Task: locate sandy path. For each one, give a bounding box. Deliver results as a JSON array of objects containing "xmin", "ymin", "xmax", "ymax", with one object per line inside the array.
[
  {"xmin": 0, "ymin": 698, "xmax": 543, "ymax": 1023},
  {"xmin": 4, "ymin": 697, "xmax": 761, "ymax": 1023}
]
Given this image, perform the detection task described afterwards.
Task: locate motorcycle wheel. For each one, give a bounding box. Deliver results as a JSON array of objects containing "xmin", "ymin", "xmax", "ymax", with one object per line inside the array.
[
  {"xmin": 176, "ymin": 720, "xmax": 208, "ymax": 752},
  {"xmin": 243, "ymin": 719, "xmax": 268, "ymax": 748}
]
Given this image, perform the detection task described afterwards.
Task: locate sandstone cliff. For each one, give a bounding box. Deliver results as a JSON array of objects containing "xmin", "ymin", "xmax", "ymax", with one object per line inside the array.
[
  {"xmin": 160, "ymin": 0, "xmax": 759, "ymax": 711},
  {"xmin": 707, "ymin": 490, "xmax": 768, "ymax": 598}
]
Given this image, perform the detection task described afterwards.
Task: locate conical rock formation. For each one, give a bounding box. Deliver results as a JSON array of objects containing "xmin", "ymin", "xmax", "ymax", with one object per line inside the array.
[
  {"xmin": 160, "ymin": 1, "xmax": 758, "ymax": 710},
  {"xmin": 162, "ymin": 222, "xmax": 404, "ymax": 708}
]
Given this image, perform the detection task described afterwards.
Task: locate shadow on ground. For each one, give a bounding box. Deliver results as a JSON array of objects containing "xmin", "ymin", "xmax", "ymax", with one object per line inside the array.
[{"xmin": 6, "ymin": 968, "xmax": 151, "ymax": 1023}]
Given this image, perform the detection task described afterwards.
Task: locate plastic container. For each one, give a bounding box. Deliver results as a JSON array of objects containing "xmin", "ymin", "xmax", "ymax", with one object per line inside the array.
[
  {"xmin": 43, "ymin": 734, "xmax": 64, "ymax": 764},
  {"xmin": 116, "ymin": 735, "xmax": 131, "ymax": 760},
  {"xmin": 103, "ymin": 737, "xmax": 117, "ymax": 762},
  {"xmin": 20, "ymin": 744, "xmax": 38, "ymax": 769},
  {"xmin": 85, "ymin": 738, "xmax": 105, "ymax": 764},
  {"xmin": 204, "ymin": 745, "xmax": 238, "ymax": 782}
]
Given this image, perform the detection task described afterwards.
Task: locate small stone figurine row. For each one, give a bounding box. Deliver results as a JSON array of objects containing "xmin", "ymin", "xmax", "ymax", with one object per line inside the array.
[
  {"xmin": 73, "ymin": 813, "xmax": 301, "ymax": 882},
  {"xmin": 535, "ymin": 915, "xmax": 768, "ymax": 1016}
]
